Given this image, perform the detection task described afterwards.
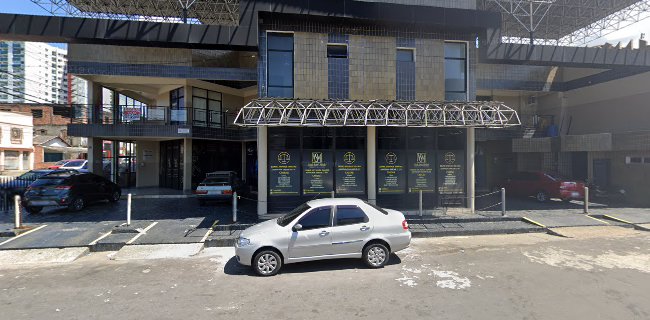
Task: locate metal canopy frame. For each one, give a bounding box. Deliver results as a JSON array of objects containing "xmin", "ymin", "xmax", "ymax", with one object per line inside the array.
[
  {"xmin": 479, "ymin": 0, "xmax": 650, "ymax": 46},
  {"xmin": 30, "ymin": 0, "xmax": 240, "ymax": 25},
  {"xmin": 234, "ymin": 99, "xmax": 521, "ymax": 128}
]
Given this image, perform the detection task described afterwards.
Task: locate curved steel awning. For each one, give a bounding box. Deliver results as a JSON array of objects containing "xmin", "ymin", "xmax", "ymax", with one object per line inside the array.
[{"xmin": 234, "ymin": 99, "xmax": 521, "ymax": 128}]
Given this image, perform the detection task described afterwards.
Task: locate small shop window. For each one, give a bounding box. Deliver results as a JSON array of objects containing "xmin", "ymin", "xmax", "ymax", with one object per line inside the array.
[{"xmin": 396, "ymin": 48, "xmax": 414, "ymax": 62}]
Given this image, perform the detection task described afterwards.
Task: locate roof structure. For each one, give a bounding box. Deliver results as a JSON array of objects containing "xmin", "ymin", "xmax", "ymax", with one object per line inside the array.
[
  {"xmin": 234, "ymin": 99, "xmax": 521, "ymax": 128},
  {"xmin": 479, "ymin": 0, "xmax": 650, "ymax": 45},
  {"xmin": 31, "ymin": 0, "xmax": 240, "ymax": 25}
]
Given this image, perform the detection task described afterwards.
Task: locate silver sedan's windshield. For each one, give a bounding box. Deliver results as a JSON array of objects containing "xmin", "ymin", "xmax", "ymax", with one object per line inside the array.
[{"xmin": 277, "ymin": 203, "xmax": 311, "ymax": 227}]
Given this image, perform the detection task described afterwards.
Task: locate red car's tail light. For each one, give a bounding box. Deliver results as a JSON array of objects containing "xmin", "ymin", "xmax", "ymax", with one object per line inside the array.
[{"xmin": 193, "ymin": 190, "xmax": 208, "ymax": 194}]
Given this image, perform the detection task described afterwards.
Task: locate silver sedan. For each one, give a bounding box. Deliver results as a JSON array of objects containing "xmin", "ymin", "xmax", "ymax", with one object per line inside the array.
[{"xmin": 235, "ymin": 198, "xmax": 411, "ymax": 276}]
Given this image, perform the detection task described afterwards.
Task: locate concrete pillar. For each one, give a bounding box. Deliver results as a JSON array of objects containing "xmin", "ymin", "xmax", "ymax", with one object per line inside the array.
[
  {"xmin": 18, "ymin": 152, "xmax": 23, "ymax": 171},
  {"xmin": 182, "ymin": 138, "xmax": 193, "ymax": 191},
  {"xmin": 257, "ymin": 127, "xmax": 268, "ymax": 216},
  {"xmin": 28, "ymin": 151, "xmax": 34, "ymax": 170},
  {"xmin": 87, "ymin": 137, "xmax": 104, "ymax": 175},
  {"xmin": 466, "ymin": 127, "xmax": 476, "ymax": 213},
  {"xmin": 367, "ymin": 126, "xmax": 377, "ymax": 205},
  {"xmin": 0, "ymin": 150, "xmax": 4, "ymax": 170},
  {"xmin": 87, "ymin": 80, "xmax": 103, "ymax": 123}
]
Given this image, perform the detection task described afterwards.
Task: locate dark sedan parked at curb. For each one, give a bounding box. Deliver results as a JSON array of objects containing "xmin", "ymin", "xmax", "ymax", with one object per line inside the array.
[{"xmin": 22, "ymin": 171, "xmax": 121, "ymax": 214}]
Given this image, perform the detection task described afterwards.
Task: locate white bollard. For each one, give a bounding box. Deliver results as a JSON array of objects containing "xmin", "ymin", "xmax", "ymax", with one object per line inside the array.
[
  {"xmin": 232, "ymin": 192, "xmax": 238, "ymax": 223},
  {"xmin": 14, "ymin": 195, "xmax": 21, "ymax": 229},
  {"xmin": 501, "ymin": 188, "xmax": 506, "ymax": 216},
  {"xmin": 331, "ymin": 191, "xmax": 335, "ymax": 198},
  {"xmin": 127, "ymin": 193, "xmax": 132, "ymax": 226}
]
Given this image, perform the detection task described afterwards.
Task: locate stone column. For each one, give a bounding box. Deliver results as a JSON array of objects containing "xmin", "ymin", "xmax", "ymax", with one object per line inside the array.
[
  {"xmin": 87, "ymin": 137, "xmax": 104, "ymax": 174},
  {"xmin": 466, "ymin": 127, "xmax": 476, "ymax": 213},
  {"xmin": 367, "ymin": 126, "xmax": 377, "ymax": 205},
  {"xmin": 182, "ymin": 138, "xmax": 193, "ymax": 191},
  {"xmin": 18, "ymin": 152, "xmax": 23, "ymax": 171},
  {"xmin": 257, "ymin": 127, "xmax": 268, "ymax": 216}
]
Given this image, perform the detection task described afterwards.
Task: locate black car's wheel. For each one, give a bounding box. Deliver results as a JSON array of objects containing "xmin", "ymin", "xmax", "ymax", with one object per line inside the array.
[
  {"xmin": 68, "ymin": 197, "xmax": 85, "ymax": 212},
  {"xmin": 25, "ymin": 206, "xmax": 42, "ymax": 214},
  {"xmin": 535, "ymin": 191, "xmax": 548, "ymax": 203},
  {"xmin": 363, "ymin": 242, "xmax": 389, "ymax": 268},
  {"xmin": 108, "ymin": 190, "xmax": 121, "ymax": 203},
  {"xmin": 253, "ymin": 250, "xmax": 282, "ymax": 276}
]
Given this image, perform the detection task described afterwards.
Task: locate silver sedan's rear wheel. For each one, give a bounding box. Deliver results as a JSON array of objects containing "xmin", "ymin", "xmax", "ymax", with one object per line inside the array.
[
  {"xmin": 363, "ymin": 243, "xmax": 389, "ymax": 268},
  {"xmin": 253, "ymin": 250, "xmax": 282, "ymax": 276}
]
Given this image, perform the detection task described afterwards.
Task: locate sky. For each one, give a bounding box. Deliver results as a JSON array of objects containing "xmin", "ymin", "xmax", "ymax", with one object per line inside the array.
[{"xmin": 1, "ymin": 0, "xmax": 650, "ymax": 47}]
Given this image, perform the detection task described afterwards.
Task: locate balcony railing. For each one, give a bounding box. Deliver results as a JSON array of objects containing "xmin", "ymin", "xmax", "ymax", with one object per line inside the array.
[{"xmin": 70, "ymin": 104, "xmax": 240, "ymax": 129}]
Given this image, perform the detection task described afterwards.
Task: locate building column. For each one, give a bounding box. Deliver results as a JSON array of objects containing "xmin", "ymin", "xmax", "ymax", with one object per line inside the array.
[
  {"xmin": 18, "ymin": 152, "xmax": 24, "ymax": 171},
  {"xmin": 87, "ymin": 137, "xmax": 104, "ymax": 175},
  {"xmin": 257, "ymin": 127, "xmax": 268, "ymax": 216},
  {"xmin": 182, "ymin": 138, "xmax": 193, "ymax": 191},
  {"xmin": 367, "ymin": 126, "xmax": 377, "ymax": 205},
  {"xmin": 0, "ymin": 150, "xmax": 4, "ymax": 170},
  {"xmin": 466, "ymin": 127, "xmax": 476, "ymax": 213},
  {"xmin": 28, "ymin": 151, "xmax": 34, "ymax": 170},
  {"xmin": 86, "ymin": 80, "xmax": 103, "ymax": 123}
]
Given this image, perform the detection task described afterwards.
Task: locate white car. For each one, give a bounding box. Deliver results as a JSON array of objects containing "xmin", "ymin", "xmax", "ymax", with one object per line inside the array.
[
  {"xmin": 235, "ymin": 198, "xmax": 411, "ymax": 276},
  {"xmin": 61, "ymin": 159, "xmax": 88, "ymax": 171}
]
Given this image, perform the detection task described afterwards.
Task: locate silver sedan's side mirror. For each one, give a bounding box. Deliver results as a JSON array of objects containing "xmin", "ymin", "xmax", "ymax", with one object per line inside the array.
[{"xmin": 292, "ymin": 224, "xmax": 303, "ymax": 232}]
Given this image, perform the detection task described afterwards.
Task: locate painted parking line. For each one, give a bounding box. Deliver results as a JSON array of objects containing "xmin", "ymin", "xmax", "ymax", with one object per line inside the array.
[
  {"xmin": 521, "ymin": 217, "xmax": 546, "ymax": 228},
  {"xmin": 200, "ymin": 229, "xmax": 214, "ymax": 243},
  {"xmin": 125, "ymin": 222, "xmax": 158, "ymax": 245},
  {"xmin": 88, "ymin": 231, "xmax": 113, "ymax": 246},
  {"xmin": 0, "ymin": 225, "xmax": 47, "ymax": 247},
  {"xmin": 585, "ymin": 215, "xmax": 610, "ymax": 225},
  {"xmin": 602, "ymin": 214, "xmax": 634, "ymax": 225}
]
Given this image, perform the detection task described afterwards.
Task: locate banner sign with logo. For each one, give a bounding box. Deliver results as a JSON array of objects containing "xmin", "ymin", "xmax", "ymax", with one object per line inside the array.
[
  {"xmin": 335, "ymin": 150, "xmax": 366, "ymax": 195},
  {"xmin": 378, "ymin": 150, "xmax": 406, "ymax": 194},
  {"xmin": 408, "ymin": 150, "xmax": 435, "ymax": 193},
  {"xmin": 437, "ymin": 150, "xmax": 465, "ymax": 194},
  {"xmin": 302, "ymin": 150, "xmax": 334, "ymax": 195},
  {"xmin": 269, "ymin": 150, "xmax": 300, "ymax": 196}
]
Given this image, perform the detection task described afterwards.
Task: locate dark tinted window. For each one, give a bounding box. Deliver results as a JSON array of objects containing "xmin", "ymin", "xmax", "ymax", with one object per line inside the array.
[
  {"xmin": 297, "ymin": 206, "xmax": 332, "ymax": 230},
  {"xmin": 31, "ymin": 178, "xmax": 67, "ymax": 187},
  {"xmin": 267, "ymin": 33, "xmax": 294, "ymax": 98},
  {"xmin": 327, "ymin": 44, "xmax": 348, "ymax": 58},
  {"xmin": 336, "ymin": 205, "xmax": 368, "ymax": 226}
]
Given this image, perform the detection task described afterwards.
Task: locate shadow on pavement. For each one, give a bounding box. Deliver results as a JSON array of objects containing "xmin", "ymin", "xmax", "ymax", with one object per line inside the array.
[{"xmin": 224, "ymin": 254, "xmax": 402, "ymax": 276}]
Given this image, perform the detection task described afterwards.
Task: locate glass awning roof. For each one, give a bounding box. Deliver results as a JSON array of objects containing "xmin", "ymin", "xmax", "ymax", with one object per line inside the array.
[{"xmin": 234, "ymin": 99, "xmax": 521, "ymax": 128}]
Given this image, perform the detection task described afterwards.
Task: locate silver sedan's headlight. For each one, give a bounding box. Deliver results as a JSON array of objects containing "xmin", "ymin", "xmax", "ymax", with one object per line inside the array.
[{"xmin": 237, "ymin": 237, "xmax": 251, "ymax": 247}]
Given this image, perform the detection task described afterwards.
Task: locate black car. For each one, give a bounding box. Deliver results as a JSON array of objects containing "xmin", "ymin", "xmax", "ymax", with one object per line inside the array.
[{"xmin": 22, "ymin": 172, "xmax": 121, "ymax": 214}]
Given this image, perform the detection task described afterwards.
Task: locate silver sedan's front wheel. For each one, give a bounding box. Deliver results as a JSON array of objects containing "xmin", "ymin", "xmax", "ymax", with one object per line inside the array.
[
  {"xmin": 363, "ymin": 243, "xmax": 389, "ymax": 268},
  {"xmin": 253, "ymin": 250, "xmax": 282, "ymax": 276}
]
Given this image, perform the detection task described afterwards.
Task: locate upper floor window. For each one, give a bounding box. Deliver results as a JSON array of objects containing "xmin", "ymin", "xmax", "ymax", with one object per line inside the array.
[
  {"xmin": 10, "ymin": 127, "xmax": 22, "ymax": 144},
  {"xmin": 267, "ymin": 32, "xmax": 294, "ymax": 98},
  {"xmin": 327, "ymin": 44, "xmax": 348, "ymax": 58},
  {"xmin": 397, "ymin": 48, "xmax": 415, "ymax": 62},
  {"xmin": 192, "ymin": 87, "xmax": 222, "ymax": 127},
  {"xmin": 444, "ymin": 42, "xmax": 467, "ymax": 101}
]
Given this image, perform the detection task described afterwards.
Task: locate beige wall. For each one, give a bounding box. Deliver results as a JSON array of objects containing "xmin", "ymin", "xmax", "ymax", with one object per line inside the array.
[
  {"xmin": 135, "ymin": 140, "xmax": 160, "ymax": 188},
  {"xmin": 415, "ymin": 39, "xmax": 444, "ymax": 101},
  {"xmin": 294, "ymin": 32, "xmax": 328, "ymax": 99},
  {"xmin": 349, "ymin": 35, "xmax": 396, "ymax": 100},
  {"xmin": 589, "ymin": 151, "xmax": 650, "ymax": 206}
]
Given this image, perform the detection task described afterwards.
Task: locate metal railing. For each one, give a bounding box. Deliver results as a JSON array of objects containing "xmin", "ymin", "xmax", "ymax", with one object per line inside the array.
[
  {"xmin": 70, "ymin": 104, "xmax": 241, "ymax": 129},
  {"xmin": 0, "ymin": 175, "xmax": 38, "ymax": 212}
]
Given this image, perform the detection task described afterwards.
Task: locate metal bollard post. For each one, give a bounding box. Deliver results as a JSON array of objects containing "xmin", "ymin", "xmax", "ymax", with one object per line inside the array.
[
  {"xmin": 126, "ymin": 193, "xmax": 132, "ymax": 226},
  {"xmin": 419, "ymin": 190, "xmax": 423, "ymax": 217},
  {"xmin": 331, "ymin": 191, "xmax": 335, "ymax": 198},
  {"xmin": 14, "ymin": 195, "xmax": 21, "ymax": 229},
  {"xmin": 232, "ymin": 192, "xmax": 238, "ymax": 222},
  {"xmin": 583, "ymin": 187, "xmax": 589, "ymax": 214},
  {"xmin": 501, "ymin": 188, "xmax": 506, "ymax": 216}
]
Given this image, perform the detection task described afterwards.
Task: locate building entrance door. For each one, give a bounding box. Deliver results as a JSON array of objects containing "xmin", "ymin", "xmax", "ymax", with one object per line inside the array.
[
  {"xmin": 593, "ymin": 159, "xmax": 610, "ymax": 188},
  {"xmin": 160, "ymin": 140, "xmax": 183, "ymax": 190}
]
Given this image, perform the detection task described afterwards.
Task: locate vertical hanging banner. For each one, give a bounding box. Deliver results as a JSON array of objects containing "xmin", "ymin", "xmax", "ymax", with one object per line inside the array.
[
  {"xmin": 408, "ymin": 150, "xmax": 435, "ymax": 193},
  {"xmin": 437, "ymin": 150, "xmax": 465, "ymax": 194},
  {"xmin": 378, "ymin": 150, "xmax": 406, "ymax": 194},
  {"xmin": 269, "ymin": 150, "xmax": 300, "ymax": 196},
  {"xmin": 302, "ymin": 150, "xmax": 333, "ymax": 195},
  {"xmin": 335, "ymin": 150, "xmax": 366, "ymax": 195}
]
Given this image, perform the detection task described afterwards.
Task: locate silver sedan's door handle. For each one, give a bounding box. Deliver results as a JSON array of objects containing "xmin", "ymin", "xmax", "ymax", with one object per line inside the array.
[
  {"xmin": 360, "ymin": 226, "xmax": 370, "ymax": 231},
  {"xmin": 319, "ymin": 230, "xmax": 330, "ymax": 236}
]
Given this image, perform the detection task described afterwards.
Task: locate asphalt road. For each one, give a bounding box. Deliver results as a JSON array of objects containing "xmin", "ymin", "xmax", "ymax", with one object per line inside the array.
[{"xmin": 1, "ymin": 226, "xmax": 649, "ymax": 320}]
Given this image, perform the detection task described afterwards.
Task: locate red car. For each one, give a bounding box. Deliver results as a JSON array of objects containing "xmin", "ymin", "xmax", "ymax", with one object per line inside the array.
[
  {"xmin": 501, "ymin": 172, "xmax": 585, "ymax": 202},
  {"xmin": 47, "ymin": 160, "xmax": 72, "ymax": 170}
]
